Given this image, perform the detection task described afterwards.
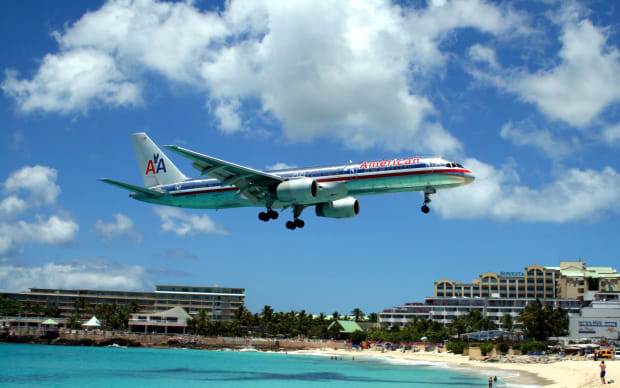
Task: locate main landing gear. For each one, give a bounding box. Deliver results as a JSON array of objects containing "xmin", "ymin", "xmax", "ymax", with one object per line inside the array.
[
  {"xmin": 285, "ymin": 204, "xmax": 306, "ymax": 230},
  {"xmin": 286, "ymin": 219, "xmax": 305, "ymax": 230},
  {"xmin": 421, "ymin": 186, "xmax": 436, "ymax": 214},
  {"xmin": 258, "ymin": 209, "xmax": 279, "ymax": 222}
]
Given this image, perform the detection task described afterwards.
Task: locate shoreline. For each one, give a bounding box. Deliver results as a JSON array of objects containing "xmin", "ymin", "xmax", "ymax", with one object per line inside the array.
[
  {"xmin": 3, "ymin": 333, "xmax": 617, "ymax": 387},
  {"xmin": 291, "ymin": 348, "xmax": 619, "ymax": 388}
]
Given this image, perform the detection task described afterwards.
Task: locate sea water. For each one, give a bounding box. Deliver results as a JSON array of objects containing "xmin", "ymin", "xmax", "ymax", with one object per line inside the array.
[{"xmin": 0, "ymin": 343, "xmax": 516, "ymax": 387}]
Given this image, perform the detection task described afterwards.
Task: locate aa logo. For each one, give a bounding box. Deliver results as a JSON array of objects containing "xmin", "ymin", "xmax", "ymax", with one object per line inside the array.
[{"xmin": 145, "ymin": 153, "xmax": 167, "ymax": 175}]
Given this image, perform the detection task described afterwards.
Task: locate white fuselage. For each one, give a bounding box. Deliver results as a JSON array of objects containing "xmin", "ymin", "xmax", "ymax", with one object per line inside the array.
[{"xmin": 133, "ymin": 156, "xmax": 474, "ymax": 210}]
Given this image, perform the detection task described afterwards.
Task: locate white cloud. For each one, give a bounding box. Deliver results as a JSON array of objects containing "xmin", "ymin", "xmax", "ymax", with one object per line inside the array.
[
  {"xmin": 469, "ymin": 11, "xmax": 620, "ymax": 128},
  {"xmin": 0, "ymin": 215, "xmax": 79, "ymax": 256},
  {"xmin": 434, "ymin": 158, "xmax": 620, "ymax": 222},
  {"xmin": 468, "ymin": 44, "xmax": 499, "ymax": 69},
  {"xmin": 0, "ymin": 260, "xmax": 147, "ymax": 292},
  {"xmin": 4, "ymin": 165, "xmax": 60, "ymax": 206},
  {"xmin": 2, "ymin": 49, "xmax": 141, "ymax": 114},
  {"xmin": 0, "ymin": 196, "xmax": 27, "ymax": 218},
  {"xmin": 95, "ymin": 213, "xmax": 142, "ymax": 244},
  {"xmin": 154, "ymin": 207, "xmax": 227, "ymax": 236},
  {"xmin": 1, "ymin": 0, "xmax": 529, "ymax": 155},
  {"xmin": 602, "ymin": 123, "xmax": 620, "ymax": 145},
  {"xmin": 213, "ymin": 98, "xmax": 242, "ymax": 133},
  {"xmin": 266, "ymin": 162, "xmax": 297, "ymax": 171},
  {"xmin": 1, "ymin": 165, "xmax": 79, "ymax": 255},
  {"xmin": 500, "ymin": 121, "xmax": 577, "ymax": 160}
]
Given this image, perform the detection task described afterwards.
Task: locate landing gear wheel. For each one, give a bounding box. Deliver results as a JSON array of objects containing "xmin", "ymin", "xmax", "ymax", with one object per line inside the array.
[
  {"xmin": 258, "ymin": 212, "xmax": 269, "ymax": 222},
  {"xmin": 285, "ymin": 221, "xmax": 296, "ymax": 230},
  {"xmin": 294, "ymin": 219, "xmax": 304, "ymax": 228},
  {"xmin": 267, "ymin": 209, "xmax": 279, "ymax": 220},
  {"xmin": 421, "ymin": 205, "xmax": 430, "ymax": 214}
]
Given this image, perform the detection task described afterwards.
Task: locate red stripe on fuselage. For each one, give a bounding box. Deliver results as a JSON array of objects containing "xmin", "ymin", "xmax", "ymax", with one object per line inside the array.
[
  {"xmin": 316, "ymin": 168, "xmax": 470, "ymax": 183},
  {"xmin": 169, "ymin": 169, "xmax": 470, "ymax": 196}
]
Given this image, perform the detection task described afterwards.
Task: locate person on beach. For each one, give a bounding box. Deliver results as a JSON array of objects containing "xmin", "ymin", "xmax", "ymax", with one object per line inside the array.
[
  {"xmin": 600, "ymin": 360, "xmax": 606, "ymax": 384},
  {"xmin": 488, "ymin": 376, "xmax": 493, "ymax": 387}
]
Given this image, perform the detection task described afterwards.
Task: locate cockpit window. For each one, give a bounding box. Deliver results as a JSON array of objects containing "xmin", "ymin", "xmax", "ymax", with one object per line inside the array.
[{"xmin": 456, "ymin": 163, "xmax": 463, "ymax": 168}]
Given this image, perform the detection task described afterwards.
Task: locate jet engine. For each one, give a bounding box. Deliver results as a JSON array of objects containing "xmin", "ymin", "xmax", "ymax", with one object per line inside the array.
[
  {"xmin": 276, "ymin": 178, "xmax": 318, "ymax": 202},
  {"xmin": 315, "ymin": 197, "xmax": 360, "ymax": 218}
]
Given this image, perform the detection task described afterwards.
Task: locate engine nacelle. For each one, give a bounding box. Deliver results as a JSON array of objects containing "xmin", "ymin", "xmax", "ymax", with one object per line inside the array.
[
  {"xmin": 276, "ymin": 178, "xmax": 318, "ymax": 202},
  {"xmin": 315, "ymin": 197, "xmax": 360, "ymax": 218}
]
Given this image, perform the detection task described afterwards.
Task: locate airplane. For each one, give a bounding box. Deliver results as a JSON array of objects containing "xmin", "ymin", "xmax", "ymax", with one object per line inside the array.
[{"xmin": 101, "ymin": 133, "xmax": 475, "ymax": 230}]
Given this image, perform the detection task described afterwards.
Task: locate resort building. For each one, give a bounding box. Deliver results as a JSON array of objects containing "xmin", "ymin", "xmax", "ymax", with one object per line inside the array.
[
  {"xmin": 434, "ymin": 261, "xmax": 619, "ymax": 300},
  {"xmin": 128, "ymin": 306, "xmax": 192, "ymax": 334},
  {"xmin": 0, "ymin": 284, "xmax": 245, "ymax": 322},
  {"xmin": 379, "ymin": 297, "xmax": 582, "ymax": 330},
  {"xmin": 380, "ymin": 260, "xmax": 618, "ymax": 330},
  {"xmin": 568, "ymin": 291, "xmax": 620, "ymax": 340}
]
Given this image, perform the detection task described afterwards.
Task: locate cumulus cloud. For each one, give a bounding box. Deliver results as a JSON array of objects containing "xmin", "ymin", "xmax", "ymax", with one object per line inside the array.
[
  {"xmin": 266, "ymin": 162, "xmax": 297, "ymax": 171},
  {"xmin": 2, "ymin": 49, "xmax": 141, "ymax": 114},
  {"xmin": 468, "ymin": 44, "xmax": 499, "ymax": 69},
  {"xmin": 468, "ymin": 8, "xmax": 620, "ymax": 128},
  {"xmin": 602, "ymin": 123, "xmax": 620, "ymax": 145},
  {"xmin": 0, "ymin": 215, "xmax": 79, "ymax": 256},
  {"xmin": 434, "ymin": 158, "xmax": 620, "ymax": 222},
  {"xmin": 0, "ymin": 260, "xmax": 148, "ymax": 292},
  {"xmin": 1, "ymin": 0, "xmax": 529, "ymax": 155},
  {"xmin": 4, "ymin": 165, "xmax": 60, "ymax": 206},
  {"xmin": 0, "ymin": 196, "xmax": 27, "ymax": 218},
  {"xmin": 0, "ymin": 165, "xmax": 79, "ymax": 256},
  {"xmin": 154, "ymin": 207, "xmax": 227, "ymax": 236},
  {"xmin": 500, "ymin": 121, "xmax": 578, "ymax": 161},
  {"xmin": 95, "ymin": 213, "xmax": 143, "ymax": 243}
]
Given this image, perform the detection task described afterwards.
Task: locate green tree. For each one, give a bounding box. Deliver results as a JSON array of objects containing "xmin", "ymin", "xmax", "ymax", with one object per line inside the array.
[
  {"xmin": 518, "ymin": 299, "xmax": 568, "ymax": 340},
  {"xmin": 75, "ymin": 297, "xmax": 88, "ymax": 315},
  {"xmin": 351, "ymin": 308, "xmax": 364, "ymax": 322},
  {"xmin": 501, "ymin": 314, "xmax": 514, "ymax": 333},
  {"xmin": 367, "ymin": 313, "xmax": 378, "ymax": 323},
  {"xmin": 67, "ymin": 312, "xmax": 81, "ymax": 329},
  {"xmin": 350, "ymin": 330, "xmax": 367, "ymax": 344},
  {"xmin": 189, "ymin": 309, "xmax": 210, "ymax": 335}
]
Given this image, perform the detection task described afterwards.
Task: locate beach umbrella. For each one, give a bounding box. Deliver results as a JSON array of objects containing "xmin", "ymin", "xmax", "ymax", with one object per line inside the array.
[
  {"xmin": 420, "ymin": 336, "xmax": 428, "ymax": 341},
  {"xmin": 42, "ymin": 319, "xmax": 59, "ymax": 325}
]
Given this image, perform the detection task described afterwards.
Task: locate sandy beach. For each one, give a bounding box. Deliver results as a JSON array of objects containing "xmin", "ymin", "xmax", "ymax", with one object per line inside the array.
[{"xmin": 293, "ymin": 349, "xmax": 619, "ymax": 387}]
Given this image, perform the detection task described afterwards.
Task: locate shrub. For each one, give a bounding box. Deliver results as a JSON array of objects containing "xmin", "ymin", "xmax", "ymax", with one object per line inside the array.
[
  {"xmin": 497, "ymin": 342, "xmax": 510, "ymax": 354},
  {"xmin": 480, "ymin": 342, "xmax": 493, "ymax": 356},
  {"xmin": 447, "ymin": 341, "xmax": 465, "ymax": 354}
]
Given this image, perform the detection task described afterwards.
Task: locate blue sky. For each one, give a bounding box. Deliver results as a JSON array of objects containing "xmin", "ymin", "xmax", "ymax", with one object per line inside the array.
[{"xmin": 1, "ymin": 0, "xmax": 619, "ymax": 315}]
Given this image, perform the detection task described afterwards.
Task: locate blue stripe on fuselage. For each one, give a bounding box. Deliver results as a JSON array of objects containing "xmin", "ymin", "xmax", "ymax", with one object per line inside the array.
[{"xmin": 158, "ymin": 161, "xmax": 461, "ymax": 195}]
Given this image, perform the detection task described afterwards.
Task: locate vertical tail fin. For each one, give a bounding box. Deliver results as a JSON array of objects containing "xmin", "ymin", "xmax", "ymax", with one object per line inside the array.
[{"xmin": 130, "ymin": 133, "xmax": 187, "ymax": 187}]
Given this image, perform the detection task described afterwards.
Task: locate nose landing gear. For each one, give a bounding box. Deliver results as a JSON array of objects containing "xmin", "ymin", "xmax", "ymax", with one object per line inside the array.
[{"xmin": 421, "ymin": 186, "xmax": 436, "ymax": 214}]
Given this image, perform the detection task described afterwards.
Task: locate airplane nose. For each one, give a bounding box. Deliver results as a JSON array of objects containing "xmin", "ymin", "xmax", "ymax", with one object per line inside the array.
[{"xmin": 464, "ymin": 172, "xmax": 475, "ymax": 184}]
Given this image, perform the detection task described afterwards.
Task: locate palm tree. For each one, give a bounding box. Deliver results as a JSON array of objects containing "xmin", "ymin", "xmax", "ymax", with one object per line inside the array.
[
  {"xmin": 332, "ymin": 311, "xmax": 340, "ymax": 321},
  {"xmin": 75, "ymin": 297, "xmax": 87, "ymax": 316},
  {"xmin": 367, "ymin": 313, "xmax": 378, "ymax": 323},
  {"xmin": 501, "ymin": 314, "xmax": 514, "ymax": 333},
  {"xmin": 351, "ymin": 308, "xmax": 364, "ymax": 322},
  {"xmin": 67, "ymin": 313, "xmax": 81, "ymax": 329}
]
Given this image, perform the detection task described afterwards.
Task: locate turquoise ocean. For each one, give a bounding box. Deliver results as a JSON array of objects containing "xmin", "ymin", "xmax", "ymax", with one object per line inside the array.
[{"xmin": 0, "ymin": 343, "xmax": 523, "ymax": 387}]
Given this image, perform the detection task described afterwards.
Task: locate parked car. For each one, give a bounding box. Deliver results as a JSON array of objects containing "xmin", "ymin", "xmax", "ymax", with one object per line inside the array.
[
  {"xmin": 615, "ymin": 350, "xmax": 620, "ymax": 360},
  {"xmin": 597, "ymin": 349, "xmax": 613, "ymax": 359}
]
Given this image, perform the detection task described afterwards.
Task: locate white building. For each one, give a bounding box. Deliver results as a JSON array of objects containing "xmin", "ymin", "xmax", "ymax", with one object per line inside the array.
[{"xmin": 568, "ymin": 292, "xmax": 620, "ymax": 340}]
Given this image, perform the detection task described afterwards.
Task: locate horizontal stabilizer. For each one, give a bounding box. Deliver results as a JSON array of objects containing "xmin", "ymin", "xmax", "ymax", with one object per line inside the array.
[{"xmin": 99, "ymin": 178, "xmax": 165, "ymax": 197}]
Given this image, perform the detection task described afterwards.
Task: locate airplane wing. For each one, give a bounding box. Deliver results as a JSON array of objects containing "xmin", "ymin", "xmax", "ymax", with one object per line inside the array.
[
  {"xmin": 163, "ymin": 145, "xmax": 283, "ymax": 202},
  {"xmin": 99, "ymin": 178, "xmax": 166, "ymax": 197}
]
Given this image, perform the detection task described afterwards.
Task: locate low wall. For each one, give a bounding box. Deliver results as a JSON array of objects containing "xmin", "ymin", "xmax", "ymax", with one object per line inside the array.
[{"xmin": 1, "ymin": 327, "xmax": 348, "ymax": 350}]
